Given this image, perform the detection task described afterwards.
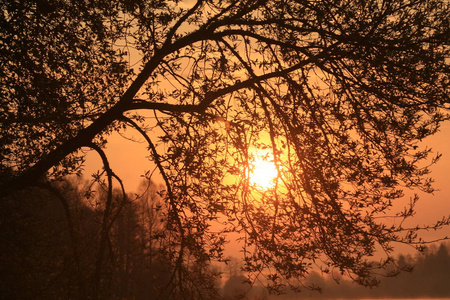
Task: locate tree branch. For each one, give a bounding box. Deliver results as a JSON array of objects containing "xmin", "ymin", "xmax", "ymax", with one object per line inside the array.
[
  {"xmin": 164, "ymin": 0, "xmax": 205, "ymax": 46},
  {"xmin": 88, "ymin": 142, "xmax": 114, "ymax": 300},
  {"xmin": 119, "ymin": 116, "xmax": 187, "ymax": 294},
  {"xmin": 126, "ymin": 99, "xmax": 203, "ymax": 113}
]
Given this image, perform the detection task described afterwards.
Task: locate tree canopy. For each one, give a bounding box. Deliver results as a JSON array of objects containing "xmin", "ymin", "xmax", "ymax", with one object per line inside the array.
[{"xmin": 1, "ymin": 0, "xmax": 450, "ymax": 295}]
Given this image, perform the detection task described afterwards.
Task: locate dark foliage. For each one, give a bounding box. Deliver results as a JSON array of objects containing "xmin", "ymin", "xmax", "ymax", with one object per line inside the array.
[{"xmin": 0, "ymin": 179, "xmax": 221, "ymax": 299}]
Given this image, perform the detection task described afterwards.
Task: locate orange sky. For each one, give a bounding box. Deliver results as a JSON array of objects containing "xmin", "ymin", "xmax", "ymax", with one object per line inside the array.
[{"xmin": 82, "ymin": 119, "xmax": 450, "ymax": 252}]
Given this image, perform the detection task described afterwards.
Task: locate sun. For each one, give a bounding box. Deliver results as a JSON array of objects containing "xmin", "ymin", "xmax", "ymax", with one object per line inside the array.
[{"xmin": 248, "ymin": 152, "xmax": 279, "ymax": 189}]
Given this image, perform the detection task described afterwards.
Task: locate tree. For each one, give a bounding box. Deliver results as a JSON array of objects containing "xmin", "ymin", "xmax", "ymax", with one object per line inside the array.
[
  {"xmin": 223, "ymin": 274, "xmax": 252, "ymax": 300},
  {"xmin": 0, "ymin": 176, "xmax": 221, "ymax": 299},
  {"xmin": 0, "ymin": 178, "xmax": 99, "ymax": 299},
  {"xmin": 1, "ymin": 0, "xmax": 450, "ymax": 294}
]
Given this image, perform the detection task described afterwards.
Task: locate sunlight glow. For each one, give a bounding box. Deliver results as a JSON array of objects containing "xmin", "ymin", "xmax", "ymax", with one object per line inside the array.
[{"xmin": 249, "ymin": 152, "xmax": 278, "ymax": 189}]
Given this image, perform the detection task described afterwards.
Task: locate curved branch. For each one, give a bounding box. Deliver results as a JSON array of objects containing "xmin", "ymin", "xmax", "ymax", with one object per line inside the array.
[
  {"xmin": 118, "ymin": 116, "xmax": 174, "ymax": 203},
  {"xmin": 119, "ymin": 115, "xmax": 186, "ymax": 293},
  {"xmin": 87, "ymin": 142, "xmax": 114, "ymax": 300},
  {"xmin": 38, "ymin": 181, "xmax": 85, "ymax": 298},
  {"xmin": 214, "ymin": 29, "xmax": 321, "ymax": 53}
]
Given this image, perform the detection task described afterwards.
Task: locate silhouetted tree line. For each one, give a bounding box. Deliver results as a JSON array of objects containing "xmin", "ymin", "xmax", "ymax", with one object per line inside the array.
[
  {"xmin": 273, "ymin": 242, "xmax": 450, "ymax": 299},
  {"xmin": 222, "ymin": 274, "xmax": 269, "ymax": 300},
  {"xmin": 0, "ymin": 178, "xmax": 221, "ymax": 300},
  {"xmin": 220, "ymin": 257, "xmax": 269, "ymax": 300},
  {"xmin": 376, "ymin": 243, "xmax": 450, "ymax": 299}
]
